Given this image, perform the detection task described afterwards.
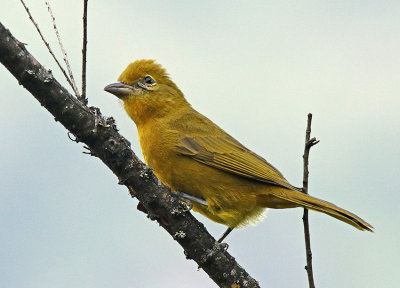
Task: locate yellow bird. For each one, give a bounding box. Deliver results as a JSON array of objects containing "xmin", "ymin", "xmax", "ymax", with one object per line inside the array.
[{"xmin": 105, "ymin": 59, "xmax": 373, "ymax": 240}]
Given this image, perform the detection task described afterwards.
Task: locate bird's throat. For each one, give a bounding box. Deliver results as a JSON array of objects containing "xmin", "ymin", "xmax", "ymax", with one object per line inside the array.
[{"xmin": 123, "ymin": 96, "xmax": 189, "ymax": 128}]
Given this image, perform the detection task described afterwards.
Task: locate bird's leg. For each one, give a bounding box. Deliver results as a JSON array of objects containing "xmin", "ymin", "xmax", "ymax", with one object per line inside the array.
[
  {"xmin": 172, "ymin": 192, "xmax": 234, "ymax": 243},
  {"xmin": 173, "ymin": 191, "xmax": 208, "ymax": 206},
  {"xmin": 217, "ymin": 227, "xmax": 234, "ymax": 243}
]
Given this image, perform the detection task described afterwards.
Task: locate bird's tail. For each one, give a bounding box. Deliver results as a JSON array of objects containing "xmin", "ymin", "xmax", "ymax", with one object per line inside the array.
[{"xmin": 263, "ymin": 189, "xmax": 374, "ymax": 232}]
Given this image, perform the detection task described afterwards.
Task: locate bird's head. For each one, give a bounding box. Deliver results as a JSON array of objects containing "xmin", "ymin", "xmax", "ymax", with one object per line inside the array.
[{"xmin": 105, "ymin": 59, "xmax": 188, "ymax": 126}]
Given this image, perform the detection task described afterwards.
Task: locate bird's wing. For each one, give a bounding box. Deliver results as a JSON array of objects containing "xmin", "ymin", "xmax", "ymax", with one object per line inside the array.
[{"xmin": 176, "ymin": 136, "xmax": 297, "ymax": 190}]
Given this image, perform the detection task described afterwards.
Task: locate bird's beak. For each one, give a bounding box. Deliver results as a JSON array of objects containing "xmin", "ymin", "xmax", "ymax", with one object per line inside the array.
[{"xmin": 104, "ymin": 82, "xmax": 136, "ymax": 99}]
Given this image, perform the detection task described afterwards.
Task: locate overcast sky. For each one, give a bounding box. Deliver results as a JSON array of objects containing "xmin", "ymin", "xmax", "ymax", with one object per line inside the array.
[{"xmin": 1, "ymin": 1, "xmax": 399, "ymax": 287}]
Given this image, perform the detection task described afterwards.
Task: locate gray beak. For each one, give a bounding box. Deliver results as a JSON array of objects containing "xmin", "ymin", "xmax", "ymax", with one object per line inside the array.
[{"xmin": 104, "ymin": 82, "xmax": 136, "ymax": 99}]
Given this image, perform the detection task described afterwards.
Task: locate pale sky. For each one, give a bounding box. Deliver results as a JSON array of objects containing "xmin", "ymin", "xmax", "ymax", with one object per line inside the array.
[{"xmin": 1, "ymin": 1, "xmax": 399, "ymax": 287}]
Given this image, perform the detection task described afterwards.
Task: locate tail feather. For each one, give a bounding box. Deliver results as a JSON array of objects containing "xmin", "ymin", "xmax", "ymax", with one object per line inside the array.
[{"xmin": 272, "ymin": 190, "xmax": 374, "ymax": 232}]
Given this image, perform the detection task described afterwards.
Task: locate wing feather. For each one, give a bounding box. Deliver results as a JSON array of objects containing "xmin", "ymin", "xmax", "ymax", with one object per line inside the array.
[{"xmin": 176, "ymin": 136, "xmax": 298, "ymax": 190}]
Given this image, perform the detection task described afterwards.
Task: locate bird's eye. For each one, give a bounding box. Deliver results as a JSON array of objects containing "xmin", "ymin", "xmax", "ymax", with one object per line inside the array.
[{"xmin": 144, "ymin": 76, "xmax": 155, "ymax": 85}]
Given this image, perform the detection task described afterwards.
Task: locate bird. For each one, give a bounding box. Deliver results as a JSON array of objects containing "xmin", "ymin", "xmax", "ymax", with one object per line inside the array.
[{"xmin": 104, "ymin": 59, "xmax": 373, "ymax": 241}]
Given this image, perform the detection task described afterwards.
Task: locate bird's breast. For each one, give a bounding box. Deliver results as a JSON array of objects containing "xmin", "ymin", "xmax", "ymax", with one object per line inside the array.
[{"xmin": 137, "ymin": 121, "xmax": 181, "ymax": 188}]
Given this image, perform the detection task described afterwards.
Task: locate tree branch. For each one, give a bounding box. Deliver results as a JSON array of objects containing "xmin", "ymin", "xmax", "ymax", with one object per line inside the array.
[
  {"xmin": 302, "ymin": 113, "xmax": 320, "ymax": 288},
  {"xmin": 81, "ymin": 0, "xmax": 88, "ymax": 103},
  {"xmin": 45, "ymin": 1, "xmax": 81, "ymax": 100},
  {"xmin": 19, "ymin": 0, "xmax": 78, "ymax": 98},
  {"xmin": 0, "ymin": 22, "xmax": 260, "ymax": 288}
]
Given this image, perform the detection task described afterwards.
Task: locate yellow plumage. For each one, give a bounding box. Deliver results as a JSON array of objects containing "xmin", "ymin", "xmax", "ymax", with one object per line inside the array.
[{"xmin": 105, "ymin": 59, "xmax": 373, "ymax": 231}]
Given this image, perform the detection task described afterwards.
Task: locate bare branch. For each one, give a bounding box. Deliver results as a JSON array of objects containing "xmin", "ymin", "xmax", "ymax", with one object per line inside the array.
[
  {"xmin": 0, "ymin": 22, "xmax": 260, "ymax": 288},
  {"xmin": 45, "ymin": 1, "xmax": 81, "ymax": 99},
  {"xmin": 81, "ymin": 0, "xmax": 88, "ymax": 104},
  {"xmin": 19, "ymin": 0, "xmax": 77, "ymax": 97},
  {"xmin": 302, "ymin": 113, "xmax": 319, "ymax": 288}
]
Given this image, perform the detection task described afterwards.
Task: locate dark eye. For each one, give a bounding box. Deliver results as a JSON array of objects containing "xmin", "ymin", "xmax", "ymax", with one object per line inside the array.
[{"xmin": 144, "ymin": 76, "xmax": 155, "ymax": 84}]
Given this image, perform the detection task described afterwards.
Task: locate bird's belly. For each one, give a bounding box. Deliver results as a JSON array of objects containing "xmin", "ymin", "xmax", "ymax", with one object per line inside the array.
[{"xmin": 156, "ymin": 154, "xmax": 268, "ymax": 227}]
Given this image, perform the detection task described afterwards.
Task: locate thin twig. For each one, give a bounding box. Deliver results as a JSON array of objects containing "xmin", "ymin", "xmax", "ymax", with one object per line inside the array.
[
  {"xmin": 45, "ymin": 1, "xmax": 81, "ymax": 99},
  {"xmin": 19, "ymin": 0, "xmax": 76, "ymax": 95},
  {"xmin": 302, "ymin": 113, "xmax": 320, "ymax": 288},
  {"xmin": 81, "ymin": 0, "xmax": 88, "ymax": 104}
]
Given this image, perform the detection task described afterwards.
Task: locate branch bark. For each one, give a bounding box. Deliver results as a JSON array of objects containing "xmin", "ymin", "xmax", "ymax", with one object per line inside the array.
[{"xmin": 0, "ymin": 22, "xmax": 260, "ymax": 288}]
